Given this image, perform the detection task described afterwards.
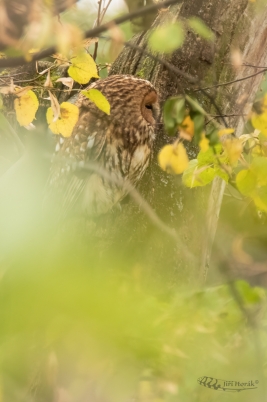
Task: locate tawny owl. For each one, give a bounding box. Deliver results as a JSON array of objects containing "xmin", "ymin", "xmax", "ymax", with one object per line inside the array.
[{"xmin": 47, "ymin": 75, "xmax": 159, "ymax": 218}]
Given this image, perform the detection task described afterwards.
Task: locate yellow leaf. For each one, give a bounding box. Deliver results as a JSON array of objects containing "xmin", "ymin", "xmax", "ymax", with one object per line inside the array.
[
  {"xmin": 199, "ymin": 132, "xmax": 209, "ymax": 152},
  {"xmin": 14, "ymin": 90, "xmax": 39, "ymax": 126},
  {"xmin": 68, "ymin": 52, "xmax": 99, "ymax": 85},
  {"xmin": 251, "ymin": 112, "xmax": 267, "ymax": 136},
  {"xmin": 81, "ymin": 89, "xmax": 110, "ymax": 115},
  {"xmin": 158, "ymin": 143, "xmax": 189, "ymax": 174},
  {"xmin": 218, "ymin": 128, "xmax": 235, "ymax": 136},
  {"xmin": 179, "ymin": 115, "xmax": 194, "ymax": 140},
  {"xmin": 223, "ymin": 138, "xmax": 243, "ymax": 165},
  {"xmin": 47, "ymin": 102, "xmax": 79, "ymax": 138}
]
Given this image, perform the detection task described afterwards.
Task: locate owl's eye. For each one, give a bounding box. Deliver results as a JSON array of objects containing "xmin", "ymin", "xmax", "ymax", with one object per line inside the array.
[{"xmin": 141, "ymin": 91, "xmax": 159, "ymax": 125}]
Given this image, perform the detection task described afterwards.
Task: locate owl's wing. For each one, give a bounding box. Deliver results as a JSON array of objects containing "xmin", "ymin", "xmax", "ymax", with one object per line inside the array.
[{"xmin": 45, "ymin": 103, "xmax": 108, "ymax": 219}]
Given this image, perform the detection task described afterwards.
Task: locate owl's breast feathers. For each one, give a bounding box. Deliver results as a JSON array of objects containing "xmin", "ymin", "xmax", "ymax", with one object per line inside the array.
[{"xmin": 47, "ymin": 75, "xmax": 159, "ymax": 217}]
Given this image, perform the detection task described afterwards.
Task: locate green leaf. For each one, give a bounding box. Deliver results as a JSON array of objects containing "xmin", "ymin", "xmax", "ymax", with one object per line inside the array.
[
  {"xmin": 214, "ymin": 166, "xmax": 229, "ymax": 182},
  {"xmin": 163, "ymin": 96, "xmax": 186, "ymax": 136},
  {"xmin": 82, "ymin": 89, "xmax": 110, "ymax": 115},
  {"xmin": 251, "ymin": 156, "xmax": 267, "ymax": 185},
  {"xmin": 185, "ymin": 95, "xmax": 207, "ymax": 115},
  {"xmin": 198, "ymin": 166, "xmax": 216, "ymax": 185},
  {"xmin": 182, "ymin": 159, "xmax": 215, "ymax": 187},
  {"xmin": 206, "ymin": 127, "xmax": 220, "ymax": 146},
  {"xmin": 148, "ymin": 23, "xmax": 184, "ymax": 54},
  {"xmin": 188, "ymin": 17, "xmax": 215, "ymax": 41},
  {"xmin": 235, "ymin": 281, "xmax": 265, "ymax": 304},
  {"xmin": 191, "ymin": 113, "xmax": 205, "ymax": 143},
  {"xmin": 197, "ymin": 144, "xmax": 222, "ymax": 166},
  {"xmin": 236, "ymin": 169, "xmax": 257, "ymax": 196}
]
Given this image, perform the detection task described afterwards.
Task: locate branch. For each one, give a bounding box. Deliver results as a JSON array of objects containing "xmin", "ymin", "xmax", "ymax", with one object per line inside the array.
[
  {"xmin": 0, "ymin": 0, "xmax": 181, "ymax": 68},
  {"xmin": 195, "ymin": 68, "xmax": 267, "ymax": 92}
]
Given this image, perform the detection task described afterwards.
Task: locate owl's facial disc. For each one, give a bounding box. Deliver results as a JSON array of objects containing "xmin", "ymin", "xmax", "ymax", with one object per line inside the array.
[{"xmin": 141, "ymin": 91, "xmax": 159, "ymax": 125}]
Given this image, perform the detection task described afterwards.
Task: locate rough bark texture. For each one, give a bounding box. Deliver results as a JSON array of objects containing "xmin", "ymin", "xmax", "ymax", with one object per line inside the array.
[{"xmin": 90, "ymin": 0, "xmax": 267, "ymax": 285}]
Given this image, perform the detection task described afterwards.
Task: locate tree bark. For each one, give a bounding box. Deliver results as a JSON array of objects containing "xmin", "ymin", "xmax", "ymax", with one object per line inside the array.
[{"xmin": 98, "ymin": 0, "xmax": 267, "ymax": 284}]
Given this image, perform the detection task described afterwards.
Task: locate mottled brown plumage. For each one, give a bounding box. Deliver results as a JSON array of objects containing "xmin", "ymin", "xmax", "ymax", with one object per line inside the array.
[{"xmin": 48, "ymin": 75, "xmax": 159, "ymax": 217}]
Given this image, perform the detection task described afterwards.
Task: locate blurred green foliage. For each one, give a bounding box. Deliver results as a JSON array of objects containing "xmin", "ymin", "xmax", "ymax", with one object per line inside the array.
[
  {"xmin": 0, "ymin": 189, "xmax": 266, "ymax": 401},
  {"xmin": 148, "ymin": 23, "xmax": 185, "ymax": 54}
]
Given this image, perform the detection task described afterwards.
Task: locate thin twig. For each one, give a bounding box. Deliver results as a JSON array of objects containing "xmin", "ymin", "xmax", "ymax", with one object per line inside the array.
[
  {"xmin": 211, "ymin": 113, "xmax": 247, "ymax": 117},
  {"xmin": 195, "ymin": 68, "xmax": 267, "ymax": 92},
  {"xmin": 93, "ymin": 0, "xmax": 113, "ymax": 60},
  {"xmin": 206, "ymin": 114, "xmax": 247, "ymax": 125},
  {"xmin": 243, "ymin": 62, "xmax": 267, "ymax": 69},
  {"xmin": 0, "ymin": 72, "xmax": 30, "ymax": 78},
  {"xmin": 224, "ymin": 61, "xmax": 267, "ymax": 69},
  {"xmin": 100, "ymin": 0, "xmax": 113, "ymax": 24},
  {"xmin": 93, "ymin": 0, "xmax": 103, "ymax": 60}
]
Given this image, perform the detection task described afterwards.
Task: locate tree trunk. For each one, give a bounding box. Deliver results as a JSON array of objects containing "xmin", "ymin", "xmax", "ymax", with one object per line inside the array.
[{"xmin": 97, "ymin": 0, "xmax": 267, "ymax": 285}]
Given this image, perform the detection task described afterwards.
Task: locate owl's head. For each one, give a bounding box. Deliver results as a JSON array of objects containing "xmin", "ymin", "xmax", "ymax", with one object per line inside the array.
[{"xmin": 79, "ymin": 75, "xmax": 159, "ymax": 129}]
